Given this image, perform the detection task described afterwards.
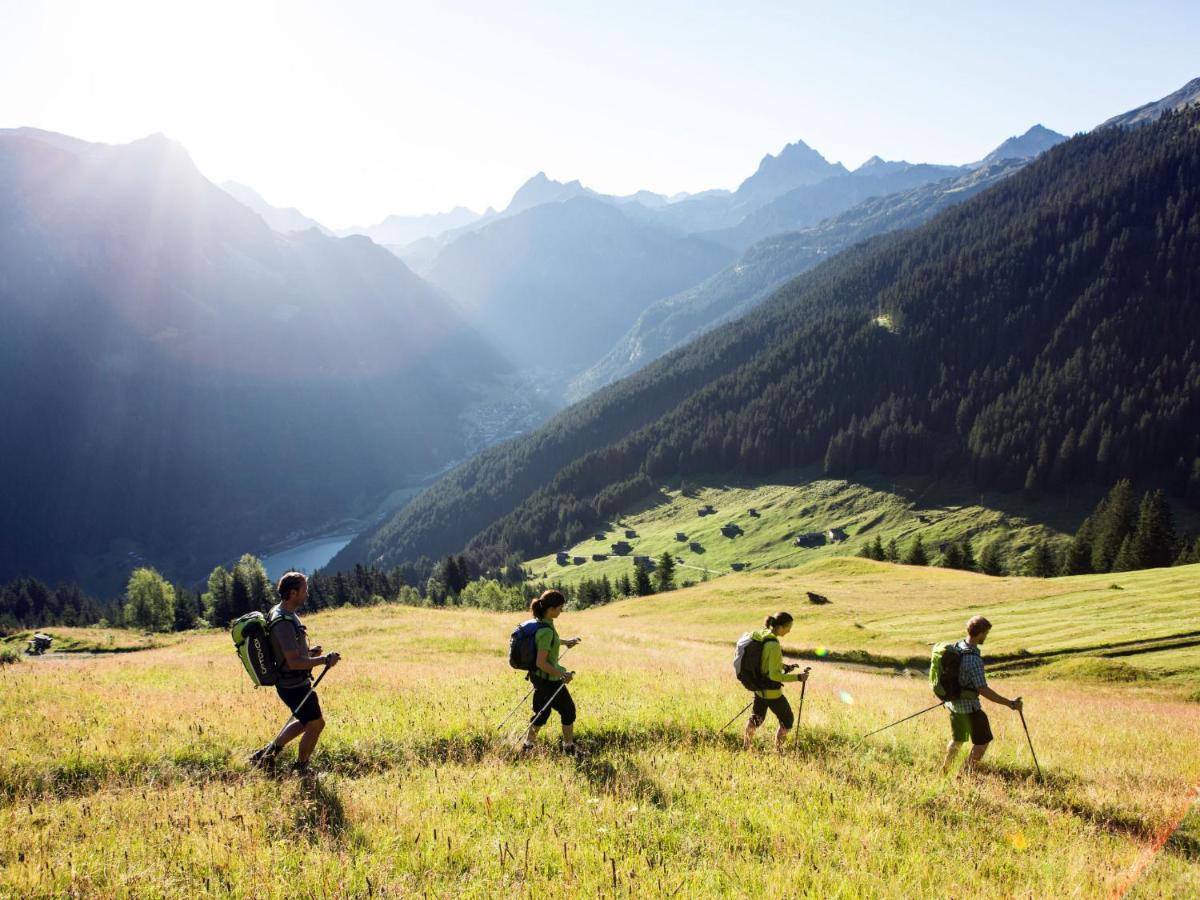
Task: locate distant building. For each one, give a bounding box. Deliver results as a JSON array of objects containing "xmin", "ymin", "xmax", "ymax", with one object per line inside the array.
[
  {"xmin": 592, "ymin": 554, "xmax": 608, "ymax": 562},
  {"xmin": 731, "ymin": 562, "xmax": 747, "ymax": 571},
  {"xmin": 594, "ymin": 533, "xmax": 607, "ymax": 541},
  {"xmin": 794, "ymin": 532, "xmax": 825, "ymax": 548},
  {"xmin": 573, "ymin": 556, "xmax": 586, "ymax": 565},
  {"xmin": 748, "ymin": 508, "xmax": 760, "ymax": 517},
  {"xmin": 556, "ymin": 551, "xmax": 570, "ymax": 565},
  {"xmin": 689, "ymin": 541, "xmax": 704, "ymax": 552},
  {"xmin": 611, "ymin": 541, "xmax": 633, "ymax": 555},
  {"xmin": 720, "ymin": 523, "xmax": 743, "ymax": 538},
  {"xmin": 624, "ymin": 529, "xmax": 637, "ymax": 538},
  {"xmin": 826, "ymin": 528, "xmax": 849, "ymax": 543},
  {"xmin": 675, "ymin": 532, "xmax": 688, "ymax": 541}
]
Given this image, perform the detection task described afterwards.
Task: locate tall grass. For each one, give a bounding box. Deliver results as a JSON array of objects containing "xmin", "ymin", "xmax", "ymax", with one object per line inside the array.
[{"xmin": 2, "ymin": 577, "xmax": 1198, "ymax": 896}]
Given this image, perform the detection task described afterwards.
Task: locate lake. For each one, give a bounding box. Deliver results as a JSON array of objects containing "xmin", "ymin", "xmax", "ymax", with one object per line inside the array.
[{"xmin": 260, "ymin": 534, "xmax": 357, "ymax": 580}]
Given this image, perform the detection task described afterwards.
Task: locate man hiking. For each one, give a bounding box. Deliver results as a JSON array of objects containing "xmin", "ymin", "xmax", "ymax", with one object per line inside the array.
[
  {"xmin": 249, "ymin": 571, "xmax": 341, "ymax": 775},
  {"xmin": 742, "ymin": 612, "xmax": 808, "ymax": 751},
  {"xmin": 941, "ymin": 615, "xmax": 1022, "ymax": 775}
]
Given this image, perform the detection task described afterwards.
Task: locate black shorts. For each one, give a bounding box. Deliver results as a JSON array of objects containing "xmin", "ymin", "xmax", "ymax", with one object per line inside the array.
[
  {"xmin": 276, "ymin": 682, "xmax": 322, "ymax": 724},
  {"xmin": 750, "ymin": 695, "xmax": 794, "ymax": 729},
  {"xmin": 949, "ymin": 709, "xmax": 993, "ymax": 746},
  {"xmin": 530, "ymin": 677, "xmax": 576, "ymax": 727}
]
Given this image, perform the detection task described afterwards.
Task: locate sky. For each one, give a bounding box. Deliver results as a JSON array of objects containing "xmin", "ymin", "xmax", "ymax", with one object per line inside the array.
[{"xmin": 2, "ymin": 0, "xmax": 1198, "ymax": 229}]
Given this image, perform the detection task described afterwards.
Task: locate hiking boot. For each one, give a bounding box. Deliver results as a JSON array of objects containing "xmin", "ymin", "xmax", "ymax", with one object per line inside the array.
[
  {"xmin": 249, "ymin": 744, "xmax": 279, "ymax": 769},
  {"xmin": 289, "ymin": 761, "xmax": 312, "ymax": 778},
  {"xmin": 518, "ymin": 742, "xmax": 536, "ymax": 756}
]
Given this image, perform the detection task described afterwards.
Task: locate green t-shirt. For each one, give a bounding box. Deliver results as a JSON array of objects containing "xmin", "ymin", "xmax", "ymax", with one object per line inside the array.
[
  {"xmin": 533, "ymin": 618, "xmax": 563, "ymax": 680},
  {"xmin": 750, "ymin": 627, "xmax": 801, "ymax": 699}
]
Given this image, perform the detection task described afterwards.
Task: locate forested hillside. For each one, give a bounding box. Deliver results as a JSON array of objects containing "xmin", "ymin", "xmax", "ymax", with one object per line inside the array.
[{"xmin": 337, "ymin": 109, "xmax": 1200, "ymax": 573}]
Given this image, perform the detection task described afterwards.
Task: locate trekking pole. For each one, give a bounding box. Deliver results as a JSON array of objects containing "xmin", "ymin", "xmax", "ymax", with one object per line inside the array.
[
  {"xmin": 797, "ymin": 667, "xmax": 812, "ymax": 727},
  {"xmin": 857, "ymin": 700, "xmax": 944, "ymax": 743},
  {"xmin": 719, "ymin": 700, "xmax": 755, "ymax": 733},
  {"xmin": 1016, "ymin": 699, "xmax": 1043, "ymax": 780},
  {"xmin": 495, "ymin": 645, "xmax": 574, "ymax": 731}
]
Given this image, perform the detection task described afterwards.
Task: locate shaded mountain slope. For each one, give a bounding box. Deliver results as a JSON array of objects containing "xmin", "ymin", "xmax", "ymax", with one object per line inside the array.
[{"xmin": 337, "ymin": 108, "xmax": 1200, "ymax": 572}]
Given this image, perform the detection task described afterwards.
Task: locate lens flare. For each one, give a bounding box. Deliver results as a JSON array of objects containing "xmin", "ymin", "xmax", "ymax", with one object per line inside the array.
[
  {"xmin": 816, "ymin": 647, "xmax": 829, "ymax": 657},
  {"xmin": 839, "ymin": 690, "xmax": 855, "ymax": 705}
]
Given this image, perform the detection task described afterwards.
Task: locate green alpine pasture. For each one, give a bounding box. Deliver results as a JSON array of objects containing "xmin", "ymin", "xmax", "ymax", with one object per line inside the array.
[
  {"xmin": 523, "ymin": 470, "xmax": 1106, "ymax": 587},
  {"xmin": 2, "ymin": 560, "xmax": 1198, "ymax": 896}
]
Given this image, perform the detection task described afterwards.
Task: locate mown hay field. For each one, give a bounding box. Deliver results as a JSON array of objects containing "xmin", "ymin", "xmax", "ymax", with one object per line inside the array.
[{"xmin": 1, "ymin": 560, "xmax": 1198, "ymax": 897}]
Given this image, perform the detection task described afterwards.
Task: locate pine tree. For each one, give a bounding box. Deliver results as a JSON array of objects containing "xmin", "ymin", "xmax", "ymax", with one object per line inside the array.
[
  {"xmin": 871, "ymin": 535, "xmax": 885, "ymax": 561},
  {"xmin": 654, "ymin": 552, "xmax": 677, "ymax": 593},
  {"xmin": 1111, "ymin": 534, "xmax": 1136, "ymax": 573},
  {"xmin": 979, "ymin": 542, "xmax": 1006, "ymax": 577},
  {"xmin": 1062, "ymin": 514, "xmax": 1096, "ymax": 575},
  {"xmin": 1026, "ymin": 541, "xmax": 1057, "ymax": 578},
  {"xmin": 633, "ymin": 562, "xmax": 655, "ymax": 597},
  {"xmin": 1128, "ymin": 489, "xmax": 1177, "ymax": 570},
  {"xmin": 940, "ymin": 541, "xmax": 965, "ymax": 570},
  {"xmin": 441, "ymin": 556, "xmax": 464, "ymax": 596},
  {"xmin": 884, "ymin": 538, "xmax": 900, "ymax": 563},
  {"xmin": 902, "ymin": 535, "xmax": 929, "ymax": 566},
  {"xmin": 1091, "ymin": 480, "xmax": 1137, "ymax": 573},
  {"xmin": 202, "ymin": 565, "xmax": 234, "ymax": 626},
  {"xmin": 960, "ymin": 539, "xmax": 978, "ymax": 572},
  {"xmin": 615, "ymin": 572, "xmax": 633, "ymax": 597}
]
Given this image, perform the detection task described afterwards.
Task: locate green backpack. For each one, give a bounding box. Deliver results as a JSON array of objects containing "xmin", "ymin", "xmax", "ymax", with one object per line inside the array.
[
  {"xmin": 930, "ymin": 641, "xmax": 977, "ymax": 702},
  {"xmin": 231, "ymin": 611, "xmax": 281, "ymax": 687}
]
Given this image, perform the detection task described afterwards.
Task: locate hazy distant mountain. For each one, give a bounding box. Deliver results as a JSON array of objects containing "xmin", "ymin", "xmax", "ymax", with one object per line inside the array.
[
  {"xmin": 733, "ymin": 139, "xmax": 848, "ymax": 209},
  {"xmin": 0, "ymin": 129, "xmax": 524, "ymax": 592},
  {"xmin": 423, "ymin": 196, "xmax": 734, "ymax": 389},
  {"xmin": 1100, "ymin": 76, "xmax": 1200, "ymax": 128},
  {"xmin": 220, "ymin": 180, "xmax": 332, "ymax": 235},
  {"xmin": 503, "ymin": 171, "xmax": 593, "ymax": 216},
  {"xmin": 569, "ymin": 159, "xmax": 1027, "ymax": 400},
  {"xmin": 974, "ymin": 124, "xmax": 1067, "ymax": 166},
  {"xmin": 713, "ymin": 161, "xmax": 963, "ymax": 250},
  {"xmin": 340, "ymin": 206, "xmax": 481, "ymax": 246}
]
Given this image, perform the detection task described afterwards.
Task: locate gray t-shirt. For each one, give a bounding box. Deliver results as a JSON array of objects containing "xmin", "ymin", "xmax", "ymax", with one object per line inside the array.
[{"xmin": 268, "ymin": 604, "xmax": 311, "ymax": 688}]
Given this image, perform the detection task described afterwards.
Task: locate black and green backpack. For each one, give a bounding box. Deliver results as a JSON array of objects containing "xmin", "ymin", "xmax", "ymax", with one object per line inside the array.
[
  {"xmin": 930, "ymin": 641, "xmax": 978, "ymax": 702},
  {"xmin": 231, "ymin": 611, "xmax": 281, "ymax": 687},
  {"xmin": 733, "ymin": 632, "xmax": 781, "ymax": 692}
]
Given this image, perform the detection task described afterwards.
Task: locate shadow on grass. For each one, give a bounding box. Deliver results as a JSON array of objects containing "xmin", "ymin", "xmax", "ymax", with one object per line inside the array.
[{"xmin": 290, "ymin": 776, "xmax": 349, "ymax": 844}]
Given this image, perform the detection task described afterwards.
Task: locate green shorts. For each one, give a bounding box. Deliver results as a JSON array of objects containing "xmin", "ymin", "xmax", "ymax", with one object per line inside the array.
[{"xmin": 950, "ymin": 709, "xmax": 993, "ymax": 745}]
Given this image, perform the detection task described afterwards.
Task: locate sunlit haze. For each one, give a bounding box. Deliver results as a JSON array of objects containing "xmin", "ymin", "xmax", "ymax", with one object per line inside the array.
[{"xmin": 2, "ymin": 0, "xmax": 1198, "ymax": 228}]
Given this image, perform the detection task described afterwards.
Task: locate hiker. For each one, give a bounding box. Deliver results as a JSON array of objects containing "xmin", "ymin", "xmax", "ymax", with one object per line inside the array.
[
  {"xmin": 521, "ymin": 590, "xmax": 582, "ymax": 755},
  {"xmin": 249, "ymin": 571, "xmax": 341, "ymax": 775},
  {"xmin": 742, "ymin": 612, "xmax": 808, "ymax": 751},
  {"xmin": 941, "ymin": 615, "xmax": 1022, "ymax": 774}
]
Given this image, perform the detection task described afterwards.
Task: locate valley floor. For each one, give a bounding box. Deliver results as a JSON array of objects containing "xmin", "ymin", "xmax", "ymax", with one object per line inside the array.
[{"xmin": 2, "ymin": 561, "xmax": 1198, "ymax": 897}]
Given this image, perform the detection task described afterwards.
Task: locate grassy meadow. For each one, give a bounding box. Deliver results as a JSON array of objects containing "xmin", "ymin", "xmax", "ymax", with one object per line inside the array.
[{"xmin": 2, "ymin": 560, "xmax": 1199, "ymax": 896}]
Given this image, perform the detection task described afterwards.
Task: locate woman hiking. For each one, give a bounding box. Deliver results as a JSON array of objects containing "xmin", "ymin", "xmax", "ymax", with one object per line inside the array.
[
  {"xmin": 521, "ymin": 590, "xmax": 582, "ymax": 755},
  {"xmin": 743, "ymin": 612, "xmax": 808, "ymax": 751}
]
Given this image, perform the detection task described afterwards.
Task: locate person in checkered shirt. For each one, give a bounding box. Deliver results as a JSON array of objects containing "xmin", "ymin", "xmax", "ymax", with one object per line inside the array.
[{"xmin": 941, "ymin": 615, "xmax": 1023, "ymax": 774}]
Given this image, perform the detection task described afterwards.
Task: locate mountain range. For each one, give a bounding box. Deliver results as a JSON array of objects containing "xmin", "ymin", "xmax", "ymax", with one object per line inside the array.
[{"xmin": 333, "ymin": 101, "xmax": 1200, "ymax": 574}]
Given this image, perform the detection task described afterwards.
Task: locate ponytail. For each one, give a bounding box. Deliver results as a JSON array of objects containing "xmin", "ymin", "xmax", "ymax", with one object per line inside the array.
[
  {"xmin": 530, "ymin": 589, "xmax": 566, "ymax": 619},
  {"xmin": 765, "ymin": 611, "xmax": 793, "ymax": 630}
]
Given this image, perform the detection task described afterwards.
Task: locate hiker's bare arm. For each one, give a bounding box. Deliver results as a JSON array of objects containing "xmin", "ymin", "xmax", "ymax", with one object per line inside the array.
[
  {"xmin": 563, "ymin": 637, "xmax": 582, "ymax": 648},
  {"xmin": 536, "ymin": 648, "xmax": 572, "ymax": 681},
  {"xmin": 980, "ymin": 685, "xmax": 1020, "ymax": 709},
  {"xmin": 284, "ymin": 649, "xmax": 340, "ymax": 670}
]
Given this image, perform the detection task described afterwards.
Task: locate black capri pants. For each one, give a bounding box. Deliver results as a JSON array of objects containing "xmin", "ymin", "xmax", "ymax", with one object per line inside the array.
[
  {"xmin": 749, "ymin": 694, "xmax": 794, "ymax": 729},
  {"xmin": 530, "ymin": 677, "xmax": 577, "ymax": 727}
]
